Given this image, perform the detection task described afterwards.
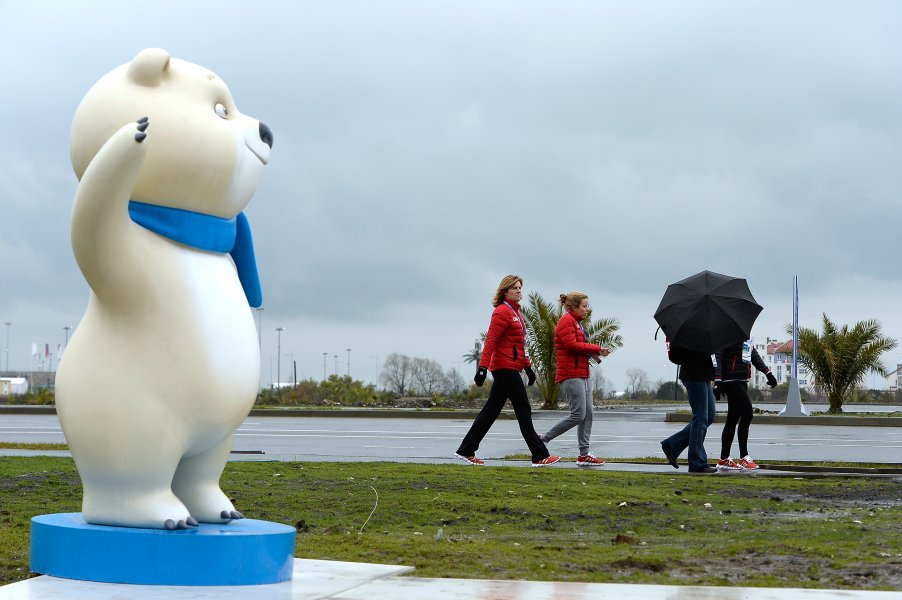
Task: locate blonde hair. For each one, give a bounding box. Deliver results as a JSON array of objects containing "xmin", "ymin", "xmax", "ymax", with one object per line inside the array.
[
  {"xmin": 492, "ymin": 275, "xmax": 523, "ymax": 307},
  {"xmin": 559, "ymin": 291, "xmax": 589, "ymax": 311}
]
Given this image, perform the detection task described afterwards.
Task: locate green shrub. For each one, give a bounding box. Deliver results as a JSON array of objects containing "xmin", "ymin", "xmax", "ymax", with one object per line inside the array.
[{"xmin": 255, "ymin": 376, "xmax": 393, "ymax": 407}]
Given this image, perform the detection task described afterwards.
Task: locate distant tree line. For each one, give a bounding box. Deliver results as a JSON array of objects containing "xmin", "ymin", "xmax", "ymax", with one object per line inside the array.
[{"xmin": 379, "ymin": 353, "xmax": 468, "ymax": 398}]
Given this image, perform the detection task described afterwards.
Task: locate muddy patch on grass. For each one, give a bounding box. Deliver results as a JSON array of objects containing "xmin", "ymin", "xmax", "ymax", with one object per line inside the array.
[
  {"xmin": 0, "ymin": 471, "xmax": 80, "ymax": 492},
  {"xmin": 708, "ymin": 553, "xmax": 902, "ymax": 590},
  {"xmin": 713, "ymin": 480, "xmax": 902, "ymax": 507},
  {"xmin": 605, "ymin": 554, "xmax": 902, "ymax": 590}
]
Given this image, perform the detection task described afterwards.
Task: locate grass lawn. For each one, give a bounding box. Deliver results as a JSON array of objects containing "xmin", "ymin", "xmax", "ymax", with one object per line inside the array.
[{"xmin": 1, "ymin": 457, "xmax": 900, "ymax": 590}]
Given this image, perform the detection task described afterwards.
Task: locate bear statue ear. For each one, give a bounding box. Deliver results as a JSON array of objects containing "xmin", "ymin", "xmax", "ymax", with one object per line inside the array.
[{"xmin": 126, "ymin": 48, "xmax": 171, "ymax": 87}]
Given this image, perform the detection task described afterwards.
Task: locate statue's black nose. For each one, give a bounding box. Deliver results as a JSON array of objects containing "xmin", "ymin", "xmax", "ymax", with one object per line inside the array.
[{"xmin": 259, "ymin": 122, "xmax": 273, "ymax": 148}]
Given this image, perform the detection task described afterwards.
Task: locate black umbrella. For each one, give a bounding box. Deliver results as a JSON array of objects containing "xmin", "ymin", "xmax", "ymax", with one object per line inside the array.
[{"xmin": 654, "ymin": 270, "xmax": 763, "ymax": 354}]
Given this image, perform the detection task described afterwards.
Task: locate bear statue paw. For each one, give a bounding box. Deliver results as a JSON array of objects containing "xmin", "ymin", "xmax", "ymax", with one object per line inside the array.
[
  {"xmin": 164, "ymin": 517, "xmax": 199, "ymax": 530},
  {"xmin": 135, "ymin": 116, "xmax": 149, "ymax": 142},
  {"xmin": 220, "ymin": 510, "xmax": 245, "ymax": 521}
]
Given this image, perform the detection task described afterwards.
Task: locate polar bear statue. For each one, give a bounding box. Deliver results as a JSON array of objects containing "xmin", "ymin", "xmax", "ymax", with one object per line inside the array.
[{"xmin": 55, "ymin": 48, "xmax": 273, "ymax": 530}]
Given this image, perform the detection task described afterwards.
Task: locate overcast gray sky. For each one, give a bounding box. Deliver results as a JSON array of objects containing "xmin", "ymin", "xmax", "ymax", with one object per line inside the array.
[{"xmin": 2, "ymin": 0, "xmax": 901, "ymax": 391}]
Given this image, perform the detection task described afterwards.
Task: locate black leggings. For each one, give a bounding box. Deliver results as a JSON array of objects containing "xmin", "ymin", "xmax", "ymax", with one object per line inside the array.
[
  {"xmin": 456, "ymin": 369, "xmax": 550, "ymax": 462},
  {"xmin": 720, "ymin": 380, "xmax": 754, "ymax": 459}
]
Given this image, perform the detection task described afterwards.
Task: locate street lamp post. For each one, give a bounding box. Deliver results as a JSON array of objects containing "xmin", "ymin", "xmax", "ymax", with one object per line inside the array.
[
  {"xmin": 333, "ymin": 354, "xmax": 338, "ymax": 376},
  {"xmin": 370, "ymin": 354, "xmax": 380, "ymax": 387},
  {"xmin": 275, "ymin": 327, "xmax": 285, "ymax": 388},
  {"xmin": 3, "ymin": 322, "xmax": 10, "ymax": 373},
  {"xmin": 322, "ymin": 352, "xmax": 327, "ymax": 381},
  {"xmin": 346, "ymin": 348, "xmax": 351, "ymax": 378}
]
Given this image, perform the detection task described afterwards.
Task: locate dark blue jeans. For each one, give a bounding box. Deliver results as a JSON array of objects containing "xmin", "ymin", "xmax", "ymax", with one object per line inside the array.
[{"xmin": 661, "ymin": 380, "xmax": 715, "ymax": 471}]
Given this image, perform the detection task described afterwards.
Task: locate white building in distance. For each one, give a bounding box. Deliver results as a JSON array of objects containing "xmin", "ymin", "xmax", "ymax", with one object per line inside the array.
[{"xmin": 750, "ymin": 338, "xmax": 815, "ymax": 391}]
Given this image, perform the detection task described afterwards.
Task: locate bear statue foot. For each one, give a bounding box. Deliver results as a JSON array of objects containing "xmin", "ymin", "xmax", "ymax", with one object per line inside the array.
[
  {"xmin": 164, "ymin": 516, "xmax": 199, "ymax": 530},
  {"xmin": 220, "ymin": 510, "xmax": 245, "ymax": 521},
  {"xmin": 135, "ymin": 116, "xmax": 149, "ymax": 142}
]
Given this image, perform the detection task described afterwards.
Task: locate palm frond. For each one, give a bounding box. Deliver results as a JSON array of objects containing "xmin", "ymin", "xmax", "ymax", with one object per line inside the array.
[{"xmin": 792, "ymin": 314, "xmax": 898, "ymax": 413}]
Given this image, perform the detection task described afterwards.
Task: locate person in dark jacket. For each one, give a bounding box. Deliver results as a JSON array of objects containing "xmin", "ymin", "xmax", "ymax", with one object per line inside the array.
[
  {"xmin": 714, "ymin": 340, "xmax": 777, "ymax": 471},
  {"xmin": 660, "ymin": 342, "xmax": 717, "ymax": 473},
  {"xmin": 455, "ymin": 275, "xmax": 560, "ymax": 467},
  {"xmin": 540, "ymin": 291, "xmax": 610, "ymax": 466}
]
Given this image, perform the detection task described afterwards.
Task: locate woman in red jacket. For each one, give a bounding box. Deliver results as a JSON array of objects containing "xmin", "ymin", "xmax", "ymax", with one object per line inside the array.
[
  {"xmin": 455, "ymin": 275, "xmax": 560, "ymax": 467},
  {"xmin": 540, "ymin": 292, "xmax": 610, "ymax": 466}
]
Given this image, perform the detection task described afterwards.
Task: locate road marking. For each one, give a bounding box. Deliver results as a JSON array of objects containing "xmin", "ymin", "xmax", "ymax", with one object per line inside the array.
[
  {"xmin": 236, "ymin": 428, "xmax": 518, "ymax": 437},
  {"xmin": 235, "ymin": 433, "xmax": 468, "ymax": 439},
  {"xmin": 0, "ymin": 427, "xmax": 62, "ymax": 431}
]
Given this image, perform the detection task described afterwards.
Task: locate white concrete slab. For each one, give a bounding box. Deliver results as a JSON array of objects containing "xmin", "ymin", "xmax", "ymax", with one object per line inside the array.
[
  {"xmin": 336, "ymin": 576, "xmax": 902, "ymax": 599},
  {"xmin": 3, "ymin": 560, "xmax": 900, "ymax": 599},
  {"xmin": 0, "ymin": 558, "xmax": 412, "ymax": 600}
]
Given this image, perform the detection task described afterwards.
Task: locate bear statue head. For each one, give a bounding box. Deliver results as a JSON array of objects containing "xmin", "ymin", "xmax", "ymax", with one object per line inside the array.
[{"xmin": 70, "ymin": 48, "xmax": 273, "ymax": 219}]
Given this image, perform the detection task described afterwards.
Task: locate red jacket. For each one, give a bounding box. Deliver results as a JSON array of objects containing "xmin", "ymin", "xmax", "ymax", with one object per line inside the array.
[
  {"xmin": 554, "ymin": 310, "xmax": 601, "ymax": 383},
  {"xmin": 480, "ymin": 301, "xmax": 531, "ymax": 372}
]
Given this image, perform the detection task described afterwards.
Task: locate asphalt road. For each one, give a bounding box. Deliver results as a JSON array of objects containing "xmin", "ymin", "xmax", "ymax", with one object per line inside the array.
[{"xmin": 2, "ymin": 409, "xmax": 901, "ymax": 465}]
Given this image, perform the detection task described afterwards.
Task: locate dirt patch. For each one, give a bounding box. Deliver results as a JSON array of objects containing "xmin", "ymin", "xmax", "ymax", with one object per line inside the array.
[
  {"xmin": 0, "ymin": 471, "xmax": 80, "ymax": 491},
  {"xmin": 714, "ymin": 481, "xmax": 902, "ymax": 507},
  {"xmin": 707, "ymin": 554, "xmax": 902, "ymax": 589},
  {"xmin": 605, "ymin": 554, "xmax": 902, "ymax": 589}
]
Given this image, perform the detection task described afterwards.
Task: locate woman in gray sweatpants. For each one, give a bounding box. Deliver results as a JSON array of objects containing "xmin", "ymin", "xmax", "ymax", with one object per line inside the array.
[{"xmin": 540, "ymin": 292, "xmax": 610, "ymax": 466}]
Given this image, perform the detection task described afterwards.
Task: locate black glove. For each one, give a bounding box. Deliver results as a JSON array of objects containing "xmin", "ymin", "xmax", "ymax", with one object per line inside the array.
[
  {"xmin": 713, "ymin": 381, "xmax": 721, "ymax": 401},
  {"xmin": 524, "ymin": 366, "xmax": 536, "ymax": 386},
  {"xmin": 474, "ymin": 367, "xmax": 487, "ymax": 387},
  {"xmin": 766, "ymin": 372, "xmax": 777, "ymax": 388}
]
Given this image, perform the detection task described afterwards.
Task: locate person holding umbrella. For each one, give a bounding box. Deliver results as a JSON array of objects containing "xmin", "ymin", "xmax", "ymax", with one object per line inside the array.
[
  {"xmin": 455, "ymin": 275, "xmax": 560, "ymax": 467},
  {"xmin": 654, "ymin": 271, "xmax": 763, "ymax": 474},
  {"xmin": 714, "ymin": 339, "xmax": 777, "ymax": 471},
  {"xmin": 660, "ymin": 342, "xmax": 718, "ymax": 473}
]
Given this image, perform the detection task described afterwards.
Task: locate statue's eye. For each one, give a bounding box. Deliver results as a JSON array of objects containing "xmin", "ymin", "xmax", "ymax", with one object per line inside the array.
[{"xmin": 215, "ymin": 103, "xmax": 229, "ymax": 119}]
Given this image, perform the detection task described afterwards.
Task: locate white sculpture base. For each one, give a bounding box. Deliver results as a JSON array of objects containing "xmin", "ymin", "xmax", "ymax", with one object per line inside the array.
[{"xmin": 778, "ymin": 376, "xmax": 810, "ymax": 417}]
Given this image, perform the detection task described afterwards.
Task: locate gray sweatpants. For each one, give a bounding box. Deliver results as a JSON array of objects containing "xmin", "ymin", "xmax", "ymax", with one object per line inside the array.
[{"xmin": 542, "ymin": 377, "xmax": 593, "ymax": 455}]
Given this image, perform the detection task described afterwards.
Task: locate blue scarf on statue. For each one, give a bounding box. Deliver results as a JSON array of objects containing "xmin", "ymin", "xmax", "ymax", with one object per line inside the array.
[{"xmin": 127, "ymin": 200, "xmax": 263, "ymax": 308}]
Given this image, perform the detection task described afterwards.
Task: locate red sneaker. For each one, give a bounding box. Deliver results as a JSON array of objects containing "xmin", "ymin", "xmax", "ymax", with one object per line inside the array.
[
  {"xmin": 532, "ymin": 455, "xmax": 561, "ymax": 467},
  {"xmin": 738, "ymin": 455, "xmax": 759, "ymax": 470},
  {"xmin": 577, "ymin": 453, "xmax": 606, "ymax": 467},
  {"xmin": 717, "ymin": 458, "xmax": 742, "ymax": 471},
  {"xmin": 454, "ymin": 453, "xmax": 485, "ymax": 466}
]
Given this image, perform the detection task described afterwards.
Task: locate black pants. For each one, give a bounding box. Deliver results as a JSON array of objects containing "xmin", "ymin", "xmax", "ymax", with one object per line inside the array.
[
  {"xmin": 456, "ymin": 369, "xmax": 550, "ymax": 462},
  {"xmin": 720, "ymin": 380, "xmax": 754, "ymax": 459}
]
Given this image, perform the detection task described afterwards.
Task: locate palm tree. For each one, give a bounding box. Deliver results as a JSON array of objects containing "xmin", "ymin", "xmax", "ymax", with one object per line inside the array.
[
  {"xmin": 521, "ymin": 293, "xmax": 560, "ymax": 407},
  {"xmin": 521, "ymin": 291, "xmax": 623, "ymax": 409},
  {"xmin": 791, "ymin": 314, "xmax": 898, "ymax": 414}
]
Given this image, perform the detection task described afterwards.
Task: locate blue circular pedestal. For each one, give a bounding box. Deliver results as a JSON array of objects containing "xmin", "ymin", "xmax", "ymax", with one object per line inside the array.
[{"xmin": 30, "ymin": 513, "xmax": 296, "ymax": 586}]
